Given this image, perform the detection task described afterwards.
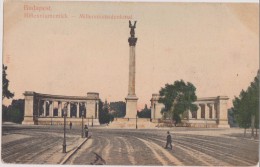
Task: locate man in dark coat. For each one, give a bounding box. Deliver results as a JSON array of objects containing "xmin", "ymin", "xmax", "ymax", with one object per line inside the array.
[
  {"xmin": 84, "ymin": 125, "xmax": 89, "ymax": 138},
  {"xmin": 165, "ymin": 131, "xmax": 172, "ymax": 150}
]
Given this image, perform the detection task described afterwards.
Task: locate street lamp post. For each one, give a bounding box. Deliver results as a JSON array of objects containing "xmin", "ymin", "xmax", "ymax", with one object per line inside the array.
[
  {"xmin": 81, "ymin": 110, "xmax": 84, "ymax": 138},
  {"xmin": 62, "ymin": 105, "xmax": 67, "ymax": 153},
  {"xmin": 92, "ymin": 115, "xmax": 93, "ymax": 127},
  {"xmin": 136, "ymin": 114, "xmax": 138, "ymax": 129}
]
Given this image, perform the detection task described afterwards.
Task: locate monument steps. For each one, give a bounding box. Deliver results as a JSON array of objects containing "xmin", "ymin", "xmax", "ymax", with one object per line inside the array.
[{"xmin": 108, "ymin": 118, "xmax": 157, "ymax": 129}]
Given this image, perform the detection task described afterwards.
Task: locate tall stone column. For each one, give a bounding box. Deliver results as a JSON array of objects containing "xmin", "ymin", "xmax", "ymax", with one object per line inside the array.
[
  {"xmin": 197, "ymin": 105, "xmax": 201, "ymax": 119},
  {"xmin": 125, "ymin": 20, "xmax": 138, "ymax": 118}
]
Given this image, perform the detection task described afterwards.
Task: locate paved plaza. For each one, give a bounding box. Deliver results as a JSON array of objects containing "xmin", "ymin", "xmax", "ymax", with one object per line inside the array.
[{"xmin": 1, "ymin": 123, "xmax": 259, "ymax": 166}]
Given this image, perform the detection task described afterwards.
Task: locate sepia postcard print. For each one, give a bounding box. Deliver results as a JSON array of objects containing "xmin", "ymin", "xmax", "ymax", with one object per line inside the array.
[{"xmin": 2, "ymin": 1, "xmax": 259, "ymax": 166}]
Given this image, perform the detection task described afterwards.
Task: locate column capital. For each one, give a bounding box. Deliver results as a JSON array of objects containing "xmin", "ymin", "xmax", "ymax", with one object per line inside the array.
[{"xmin": 207, "ymin": 103, "xmax": 214, "ymax": 107}]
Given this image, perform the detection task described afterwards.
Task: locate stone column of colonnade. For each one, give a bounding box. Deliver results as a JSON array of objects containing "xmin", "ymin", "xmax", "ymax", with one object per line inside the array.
[
  {"xmin": 195, "ymin": 103, "xmax": 216, "ymax": 120},
  {"xmin": 197, "ymin": 105, "xmax": 201, "ymax": 119},
  {"xmin": 96, "ymin": 101, "xmax": 99, "ymax": 119},
  {"xmin": 43, "ymin": 101, "xmax": 46, "ymax": 117},
  {"xmin": 58, "ymin": 101, "xmax": 62, "ymax": 117},
  {"xmin": 205, "ymin": 104, "xmax": 209, "ymax": 119},
  {"xmin": 67, "ymin": 103, "xmax": 71, "ymax": 117},
  {"xmin": 49, "ymin": 101, "xmax": 53, "ymax": 117},
  {"xmin": 76, "ymin": 102, "xmax": 79, "ymax": 118},
  {"xmin": 40, "ymin": 100, "xmax": 88, "ymax": 118},
  {"xmin": 208, "ymin": 103, "xmax": 216, "ymax": 119}
]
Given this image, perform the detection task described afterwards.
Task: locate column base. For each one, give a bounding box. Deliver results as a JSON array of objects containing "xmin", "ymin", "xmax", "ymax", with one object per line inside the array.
[
  {"xmin": 22, "ymin": 116, "xmax": 36, "ymax": 125},
  {"xmin": 125, "ymin": 95, "xmax": 138, "ymax": 119},
  {"xmin": 217, "ymin": 119, "xmax": 230, "ymax": 128}
]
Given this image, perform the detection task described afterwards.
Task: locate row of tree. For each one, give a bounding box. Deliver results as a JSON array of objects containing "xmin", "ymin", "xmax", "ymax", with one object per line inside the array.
[
  {"xmin": 231, "ymin": 73, "xmax": 259, "ymax": 137},
  {"xmin": 2, "ymin": 99, "xmax": 24, "ymax": 123},
  {"xmin": 137, "ymin": 104, "xmax": 151, "ymax": 118}
]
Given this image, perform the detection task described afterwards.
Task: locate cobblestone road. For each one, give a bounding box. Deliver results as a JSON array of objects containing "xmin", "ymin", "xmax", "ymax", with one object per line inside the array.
[{"xmin": 1, "ymin": 124, "xmax": 259, "ymax": 166}]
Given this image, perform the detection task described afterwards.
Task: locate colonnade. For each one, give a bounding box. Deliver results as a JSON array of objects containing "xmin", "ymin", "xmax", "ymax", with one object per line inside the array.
[
  {"xmin": 22, "ymin": 91, "xmax": 100, "ymax": 125},
  {"xmin": 150, "ymin": 94, "xmax": 230, "ymax": 127},
  {"xmin": 189, "ymin": 103, "xmax": 216, "ymax": 120},
  {"xmin": 39, "ymin": 100, "xmax": 99, "ymax": 118}
]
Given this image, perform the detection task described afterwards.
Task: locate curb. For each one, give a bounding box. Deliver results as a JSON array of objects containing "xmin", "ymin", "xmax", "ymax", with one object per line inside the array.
[{"xmin": 59, "ymin": 136, "xmax": 90, "ymax": 165}]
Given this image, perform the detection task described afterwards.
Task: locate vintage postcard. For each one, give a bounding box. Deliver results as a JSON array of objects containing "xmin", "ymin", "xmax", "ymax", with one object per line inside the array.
[{"xmin": 1, "ymin": 0, "xmax": 259, "ymax": 166}]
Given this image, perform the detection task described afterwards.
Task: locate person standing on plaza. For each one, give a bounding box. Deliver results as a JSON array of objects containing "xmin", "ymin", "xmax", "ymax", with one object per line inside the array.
[
  {"xmin": 69, "ymin": 122, "xmax": 72, "ymax": 130},
  {"xmin": 165, "ymin": 131, "xmax": 172, "ymax": 150},
  {"xmin": 85, "ymin": 125, "xmax": 89, "ymax": 137}
]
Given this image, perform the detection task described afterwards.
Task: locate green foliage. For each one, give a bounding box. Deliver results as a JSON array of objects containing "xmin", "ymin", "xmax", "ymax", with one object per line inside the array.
[
  {"xmin": 110, "ymin": 101, "xmax": 126, "ymax": 118},
  {"xmin": 159, "ymin": 80, "xmax": 198, "ymax": 123},
  {"xmin": 2, "ymin": 65, "xmax": 14, "ymax": 100},
  {"xmin": 2, "ymin": 105, "xmax": 8, "ymax": 122},
  {"xmin": 2, "ymin": 99, "xmax": 24, "ymax": 123},
  {"xmin": 228, "ymin": 109, "xmax": 238, "ymax": 127},
  {"xmin": 137, "ymin": 104, "xmax": 151, "ymax": 118},
  {"xmin": 99, "ymin": 100, "xmax": 113, "ymax": 124},
  {"xmin": 232, "ymin": 74, "xmax": 259, "ymax": 130}
]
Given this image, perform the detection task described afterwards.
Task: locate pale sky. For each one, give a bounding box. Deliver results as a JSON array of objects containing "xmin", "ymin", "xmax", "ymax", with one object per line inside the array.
[{"xmin": 3, "ymin": 2, "xmax": 259, "ymax": 109}]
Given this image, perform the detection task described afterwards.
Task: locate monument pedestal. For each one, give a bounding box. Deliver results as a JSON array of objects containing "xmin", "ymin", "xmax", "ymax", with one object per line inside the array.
[{"xmin": 125, "ymin": 96, "xmax": 138, "ymax": 118}]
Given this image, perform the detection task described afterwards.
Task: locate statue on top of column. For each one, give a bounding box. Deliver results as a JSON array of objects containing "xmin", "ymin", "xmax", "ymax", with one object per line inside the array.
[
  {"xmin": 128, "ymin": 20, "xmax": 138, "ymax": 46},
  {"xmin": 129, "ymin": 20, "xmax": 137, "ymax": 38}
]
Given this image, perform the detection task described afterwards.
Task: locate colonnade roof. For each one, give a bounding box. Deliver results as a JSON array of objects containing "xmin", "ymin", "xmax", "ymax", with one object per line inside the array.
[
  {"xmin": 150, "ymin": 94, "xmax": 229, "ymax": 102},
  {"xmin": 24, "ymin": 91, "xmax": 100, "ymax": 100}
]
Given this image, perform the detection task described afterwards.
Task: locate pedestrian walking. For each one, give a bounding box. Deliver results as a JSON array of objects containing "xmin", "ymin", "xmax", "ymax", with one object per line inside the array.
[
  {"xmin": 165, "ymin": 131, "xmax": 172, "ymax": 150},
  {"xmin": 69, "ymin": 122, "xmax": 72, "ymax": 130},
  {"xmin": 84, "ymin": 125, "xmax": 89, "ymax": 138}
]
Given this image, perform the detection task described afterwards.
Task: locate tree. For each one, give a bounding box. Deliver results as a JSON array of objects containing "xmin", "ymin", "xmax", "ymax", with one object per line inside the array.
[
  {"xmin": 2, "ymin": 105, "xmax": 8, "ymax": 122},
  {"xmin": 99, "ymin": 100, "xmax": 112, "ymax": 124},
  {"xmin": 228, "ymin": 109, "xmax": 238, "ymax": 127},
  {"xmin": 232, "ymin": 74, "xmax": 259, "ymax": 138},
  {"xmin": 2, "ymin": 65, "xmax": 14, "ymax": 100},
  {"xmin": 137, "ymin": 104, "xmax": 151, "ymax": 118},
  {"xmin": 3, "ymin": 99, "xmax": 24, "ymax": 123},
  {"xmin": 110, "ymin": 101, "xmax": 126, "ymax": 118},
  {"xmin": 232, "ymin": 95, "xmax": 251, "ymax": 136},
  {"xmin": 159, "ymin": 80, "xmax": 198, "ymax": 124}
]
